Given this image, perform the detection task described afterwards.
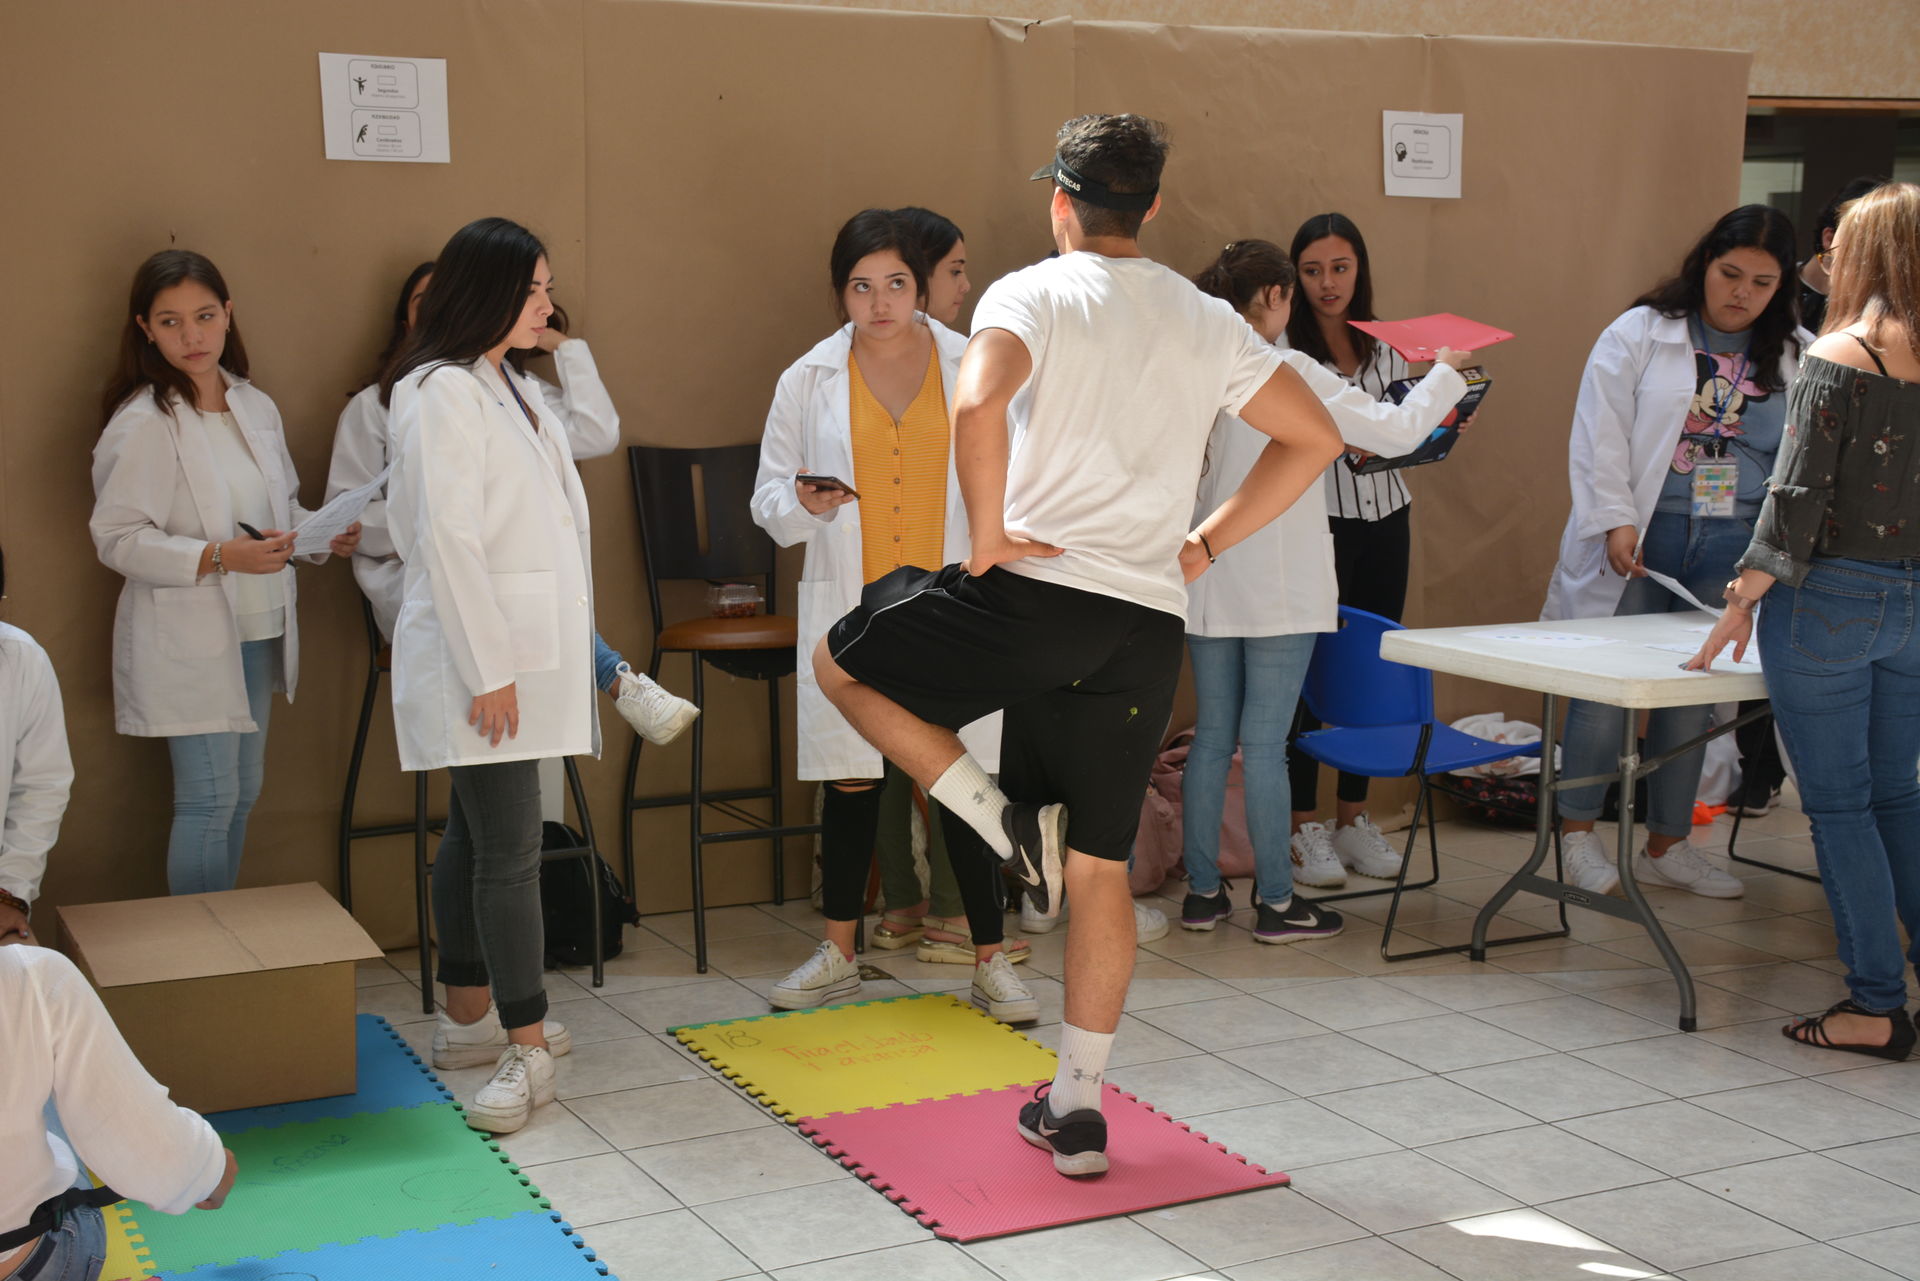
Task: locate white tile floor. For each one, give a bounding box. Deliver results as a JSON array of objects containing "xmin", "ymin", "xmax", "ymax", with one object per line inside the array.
[{"xmin": 357, "ymin": 806, "xmax": 1920, "ymax": 1281}]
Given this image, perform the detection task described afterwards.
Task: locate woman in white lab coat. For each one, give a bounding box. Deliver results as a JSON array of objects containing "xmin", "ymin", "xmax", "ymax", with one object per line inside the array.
[
  {"xmin": 751, "ymin": 209, "xmax": 1031, "ymax": 1024},
  {"xmin": 90, "ymin": 250, "xmax": 359, "ymax": 897},
  {"xmin": 328, "ymin": 263, "xmax": 694, "ymax": 743},
  {"xmin": 0, "ymin": 545, "xmax": 73, "ymax": 945},
  {"xmin": 1182, "ymin": 239, "xmax": 1469, "ymax": 942},
  {"xmin": 381, "ymin": 217, "xmax": 595, "ymax": 1135},
  {"xmin": 1543, "ymin": 205, "xmax": 1806, "ymax": 897}
]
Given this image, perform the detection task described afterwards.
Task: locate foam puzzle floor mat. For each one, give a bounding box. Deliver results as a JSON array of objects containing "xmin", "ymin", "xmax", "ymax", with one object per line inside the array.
[
  {"xmin": 797, "ymin": 1082, "xmax": 1291, "ymax": 1242},
  {"xmin": 132, "ymin": 1210, "xmax": 608, "ymax": 1281},
  {"xmin": 671, "ymin": 992, "xmax": 1059, "ymax": 1120}
]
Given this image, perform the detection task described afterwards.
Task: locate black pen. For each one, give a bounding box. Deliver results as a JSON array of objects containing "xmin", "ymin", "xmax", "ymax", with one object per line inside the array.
[{"xmin": 237, "ymin": 522, "xmax": 266, "ymax": 540}]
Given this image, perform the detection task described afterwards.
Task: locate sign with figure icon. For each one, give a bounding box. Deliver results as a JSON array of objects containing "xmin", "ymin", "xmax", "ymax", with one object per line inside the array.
[
  {"xmin": 319, "ymin": 52, "xmax": 449, "ymax": 163},
  {"xmin": 1382, "ymin": 110, "xmax": 1462, "ymax": 198}
]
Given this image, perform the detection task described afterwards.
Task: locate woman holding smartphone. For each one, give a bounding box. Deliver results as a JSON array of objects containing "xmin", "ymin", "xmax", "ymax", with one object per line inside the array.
[
  {"xmin": 751, "ymin": 209, "xmax": 1033, "ymax": 1022},
  {"xmin": 91, "ymin": 250, "xmax": 359, "ymax": 897},
  {"xmin": 381, "ymin": 217, "xmax": 595, "ymax": 1133}
]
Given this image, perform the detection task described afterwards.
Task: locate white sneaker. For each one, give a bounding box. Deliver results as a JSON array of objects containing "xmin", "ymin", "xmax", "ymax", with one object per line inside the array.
[
  {"xmin": 1021, "ymin": 890, "xmax": 1060, "ymax": 935},
  {"xmin": 464, "ymin": 1043, "xmax": 555, "ymax": 1134},
  {"xmin": 971, "ymin": 951, "xmax": 1039, "ymax": 1024},
  {"xmin": 433, "ymin": 1003, "xmax": 573, "ymax": 1070},
  {"xmin": 1333, "ymin": 815, "xmax": 1404, "ymax": 880},
  {"xmin": 1290, "ymin": 822, "xmax": 1346, "ymax": 888},
  {"xmin": 1561, "ymin": 830, "xmax": 1620, "ymax": 895},
  {"xmin": 769, "ymin": 940, "xmax": 862, "ymax": 1010},
  {"xmin": 1133, "ymin": 901, "xmax": 1169, "ymax": 943},
  {"xmin": 612, "ymin": 663, "xmax": 699, "ymax": 745},
  {"xmin": 1634, "ymin": 841, "xmax": 1744, "ymax": 898}
]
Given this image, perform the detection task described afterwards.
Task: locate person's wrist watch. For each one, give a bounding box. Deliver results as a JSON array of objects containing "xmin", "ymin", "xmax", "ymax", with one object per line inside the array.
[{"xmin": 1723, "ymin": 579, "xmax": 1762, "ymax": 612}]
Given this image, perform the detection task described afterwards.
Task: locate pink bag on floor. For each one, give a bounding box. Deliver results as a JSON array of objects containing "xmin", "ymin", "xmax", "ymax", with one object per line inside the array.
[{"xmin": 1130, "ymin": 731, "xmax": 1256, "ymax": 895}]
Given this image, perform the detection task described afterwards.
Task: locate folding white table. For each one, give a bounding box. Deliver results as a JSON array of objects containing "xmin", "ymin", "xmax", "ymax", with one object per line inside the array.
[{"xmin": 1380, "ymin": 611, "xmax": 1769, "ymax": 1031}]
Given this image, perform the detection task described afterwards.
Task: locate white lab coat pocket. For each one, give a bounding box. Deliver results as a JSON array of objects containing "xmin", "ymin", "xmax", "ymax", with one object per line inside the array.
[
  {"xmin": 152, "ymin": 584, "xmax": 232, "ymax": 660},
  {"xmin": 490, "ymin": 570, "xmax": 559, "ymax": 673}
]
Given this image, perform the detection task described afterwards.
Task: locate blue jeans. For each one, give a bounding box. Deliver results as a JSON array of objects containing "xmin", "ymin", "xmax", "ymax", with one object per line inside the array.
[
  {"xmin": 1760, "ymin": 556, "xmax": 1920, "ymax": 1014},
  {"xmin": 165, "ymin": 639, "xmax": 276, "ymax": 895},
  {"xmin": 11, "ymin": 1204, "xmax": 105, "ymax": 1281},
  {"xmin": 1559, "ymin": 513, "xmax": 1753, "ymax": 839},
  {"xmin": 1183, "ymin": 633, "xmax": 1317, "ymax": 904},
  {"xmin": 593, "ymin": 632, "xmax": 622, "ymax": 694}
]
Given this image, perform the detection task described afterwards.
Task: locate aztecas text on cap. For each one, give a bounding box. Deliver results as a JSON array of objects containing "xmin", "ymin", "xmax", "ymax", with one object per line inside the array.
[{"xmin": 1030, "ymin": 155, "xmax": 1158, "ymax": 213}]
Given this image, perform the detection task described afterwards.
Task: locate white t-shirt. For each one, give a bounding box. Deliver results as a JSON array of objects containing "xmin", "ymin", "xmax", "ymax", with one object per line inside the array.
[
  {"xmin": 970, "ymin": 252, "xmax": 1284, "ymax": 619},
  {"xmin": 195, "ymin": 407, "xmax": 286, "ymax": 641}
]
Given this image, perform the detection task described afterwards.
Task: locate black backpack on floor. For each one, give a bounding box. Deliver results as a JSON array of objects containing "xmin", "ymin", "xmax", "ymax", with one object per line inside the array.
[{"xmin": 539, "ymin": 821, "xmax": 640, "ymax": 967}]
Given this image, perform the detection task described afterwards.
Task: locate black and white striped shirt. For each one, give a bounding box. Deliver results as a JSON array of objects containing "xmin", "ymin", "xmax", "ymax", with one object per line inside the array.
[{"xmin": 1321, "ymin": 346, "xmax": 1414, "ymax": 521}]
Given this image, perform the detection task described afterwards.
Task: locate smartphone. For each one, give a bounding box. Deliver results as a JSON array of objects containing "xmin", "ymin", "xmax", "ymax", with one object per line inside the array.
[{"xmin": 796, "ymin": 473, "xmax": 861, "ymax": 500}]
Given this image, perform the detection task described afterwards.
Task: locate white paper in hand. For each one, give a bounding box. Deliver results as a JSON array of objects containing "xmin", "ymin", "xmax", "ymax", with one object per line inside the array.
[{"xmin": 295, "ymin": 467, "xmax": 389, "ymax": 556}]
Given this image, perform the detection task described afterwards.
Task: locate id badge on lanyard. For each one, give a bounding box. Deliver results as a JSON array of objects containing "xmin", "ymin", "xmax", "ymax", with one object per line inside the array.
[{"xmin": 1691, "ymin": 459, "xmax": 1738, "ymax": 517}]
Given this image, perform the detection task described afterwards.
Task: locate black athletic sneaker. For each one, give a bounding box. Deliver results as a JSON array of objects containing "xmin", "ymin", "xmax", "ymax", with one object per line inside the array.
[
  {"xmin": 1017, "ymin": 1083, "xmax": 1108, "ymax": 1176},
  {"xmin": 1727, "ymin": 776, "xmax": 1779, "ymax": 818},
  {"xmin": 1180, "ymin": 886, "xmax": 1232, "ymax": 931},
  {"xmin": 1001, "ymin": 802, "xmax": 1067, "ymax": 919},
  {"xmin": 1251, "ymin": 894, "xmax": 1343, "ymax": 944}
]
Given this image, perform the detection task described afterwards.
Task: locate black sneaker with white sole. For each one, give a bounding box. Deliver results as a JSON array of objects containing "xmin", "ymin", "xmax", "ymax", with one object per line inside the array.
[
  {"xmin": 1001, "ymin": 802, "xmax": 1067, "ymax": 919},
  {"xmin": 1180, "ymin": 887, "xmax": 1232, "ymax": 931},
  {"xmin": 1727, "ymin": 775, "xmax": 1780, "ymax": 818},
  {"xmin": 1251, "ymin": 894, "xmax": 1343, "ymax": 944},
  {"xmin": 1017, "ymin": 1083, "xmax": 1108, "ymax": 1176}
]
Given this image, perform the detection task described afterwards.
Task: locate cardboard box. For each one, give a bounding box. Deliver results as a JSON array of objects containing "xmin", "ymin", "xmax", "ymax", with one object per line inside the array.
[{"xmin": 58, "ymin": 882, "xmax": 383, "ymax": 1114}]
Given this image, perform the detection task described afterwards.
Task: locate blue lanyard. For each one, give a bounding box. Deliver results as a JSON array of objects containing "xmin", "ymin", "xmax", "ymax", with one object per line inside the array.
[{"xmin": 1689, "ymin": 315, "xmax": 1752, "ymax": 435}]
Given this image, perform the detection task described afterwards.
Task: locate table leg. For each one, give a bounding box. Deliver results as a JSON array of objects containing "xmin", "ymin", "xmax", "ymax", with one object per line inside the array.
[
  {"xmin": 1471, "ymin": 693, "xmax": 1561, "ymax": 959},
  {"xmin": 1612, "ymin": 713, "xmax": 1698, "ymax": 1031}
]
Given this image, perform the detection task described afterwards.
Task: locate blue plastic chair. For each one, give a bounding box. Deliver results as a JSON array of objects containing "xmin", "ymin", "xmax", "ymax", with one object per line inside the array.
[{"xmin": 1294, "ymin": 607, "xmax": 1565, "ymax": 960}]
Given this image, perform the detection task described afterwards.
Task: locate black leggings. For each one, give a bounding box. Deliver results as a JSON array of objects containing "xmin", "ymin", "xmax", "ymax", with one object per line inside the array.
[
  {"xmin": 1289, "ymin": 504, "xmax": 1412, "ymax": 811},
  {"xmin": 818, "ymin": 781, "xmax": 1004, "ymax": 944}
]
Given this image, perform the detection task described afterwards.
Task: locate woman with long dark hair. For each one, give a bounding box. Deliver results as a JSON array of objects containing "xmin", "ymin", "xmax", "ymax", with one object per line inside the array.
[
  {"xmin": 382, "ymin": 217, "xmax": 596, "ymax": 1132},
  {"xmin": 1546, "ymin": 204, "xmax": 1806, "ymax": 898},
  {"xmin": 90, "ymin": 250, "xmax": 360, "ymax": 896},
  {"xmin": 751, "ymin": 209, "xmax": 1033, "ymax": 1022},
  {"xmin": 1691, "ymin": 184, "xmax": 1920, "ymax": 1058}
]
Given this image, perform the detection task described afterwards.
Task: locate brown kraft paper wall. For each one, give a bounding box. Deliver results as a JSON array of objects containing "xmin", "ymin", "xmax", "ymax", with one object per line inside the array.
[{"xmin": 0, "ymin": 0, "xmax": 1746, "ymax": 944}]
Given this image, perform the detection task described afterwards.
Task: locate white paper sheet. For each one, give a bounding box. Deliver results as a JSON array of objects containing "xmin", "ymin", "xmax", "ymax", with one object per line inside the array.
[
  {"xmin": 318, "ymin": 53, "xmax": 450, "ymax": 164},
  {"xmin": 294, "ymin": 467, "xmax": 387, "ymax": 556},
  {"xmin": 1646, "ymin": 641, "xmax": 1761, "ymax": 669},
  {"xmin": 1467, "ymin": 630, "xmax": 1618, "ymax": 649},
  {"xmin": 1382, "ymin": 111, "xmax": 1463, "ymax": 199},
  {"xmin": 1643, "ymin": 568, "xmax": 1721, "ymax": 617}
]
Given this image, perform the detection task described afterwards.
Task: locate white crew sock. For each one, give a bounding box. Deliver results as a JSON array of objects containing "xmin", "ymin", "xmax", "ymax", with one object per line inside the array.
[
  {"xmin": 1049, "ymin": 1022, "xmax": 1115, "ymax": 1114},
  {"xmin": 929, "ymin": 755, "xmax": 1013, "ymax": 859}
]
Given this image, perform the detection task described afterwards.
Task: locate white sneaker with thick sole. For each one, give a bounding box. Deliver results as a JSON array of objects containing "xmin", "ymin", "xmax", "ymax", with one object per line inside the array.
[
  {"xmin": 1021, "ymin": 890, "xmax": 1060, "ymax": 935},
  {"xmin": 434, "ymin": 1003, "xmax": 574, "ymax": 1070},
  {"xmin": 612, "ymin": 663, "xmax": 699, "ymax": 745},
  {"xmin": 1133, "ymin": 901, "xmax": 1169, "ymax": 943},
  {"xmin": 1290, "ymin": 822, "xmax": 1347, "ymax": 889},
  {"xmin": 1561, "ymin": 830, "xmax": 1620, "ymax": 895},
  {"xmin": 769, "ymin": 940, "xmax": 862, "ymax": 1010},
  {"xmin": 1634, "ymin": 841, "xmax": 1744, "ymax": 898},
  {"xmin": 971, "ymin": 951, "xmax": 1039, "ymax": 1024},
  {"xmin": 464, "ymin": 1043, "xmax": 556, "ymax": 1134},
  {"xmin": 1333, "ymin": 815, "xmax": 1405, "ymax": 880}
]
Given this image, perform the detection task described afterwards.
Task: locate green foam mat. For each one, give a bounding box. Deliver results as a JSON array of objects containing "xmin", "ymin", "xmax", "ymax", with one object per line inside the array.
[{"xmin": 122, "ymin": 1103, "xmax": 548, "ymax": 1273}]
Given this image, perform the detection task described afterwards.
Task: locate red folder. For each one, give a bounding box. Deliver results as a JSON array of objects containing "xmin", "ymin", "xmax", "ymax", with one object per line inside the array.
[{"xmin": 1349, "ymin": 313, "xmax": 1514, "ymax": 362}]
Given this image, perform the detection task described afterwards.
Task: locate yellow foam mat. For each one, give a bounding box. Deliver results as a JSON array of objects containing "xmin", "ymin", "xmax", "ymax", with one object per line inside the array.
[
  {"xmin": 672, "ymin": 993, "xmax": 1057, "ymax": 1120},
  {"xmin": 101, "ymin": 1201, "xmax": 154, "ymax": 1281}
]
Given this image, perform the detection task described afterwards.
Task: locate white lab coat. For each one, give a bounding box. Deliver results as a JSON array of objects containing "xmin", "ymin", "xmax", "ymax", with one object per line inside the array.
[
  {"xmin": 90, "ymin": 374, "xmax": 316, "ymax": 737},
  {"xmin": 0, "ymin": 624, "xmax": 72, "ymax": 907},
  {"xmin": 1542, "ymin": 307, "xmax": 1807, "ymax": 621},
  {"xmin": 328, "ymin": 339, "xmax": 618, "ymax": 639},
  {"xmin": 751, "ymin": 320, "xmax": 998, "ymax": 780},
  {"xmin": 387, "ymin": 358, "xmax": 599, "ymax": 771},
  {"xmin": 1186, "ymin": 347, "xmax": 1467, "ymax": 637}
]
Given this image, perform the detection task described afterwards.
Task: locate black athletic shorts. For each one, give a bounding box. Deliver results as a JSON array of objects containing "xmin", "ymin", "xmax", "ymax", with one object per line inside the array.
[{"xmin": 827, "ymin": 564, "xmax": 1183, "ymax": 862}]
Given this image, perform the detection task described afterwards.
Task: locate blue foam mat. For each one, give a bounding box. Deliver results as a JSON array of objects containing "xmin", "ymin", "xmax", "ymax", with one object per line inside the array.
[
  {"xmin": 206, "ymin": 1015, "xmax": 452, "ymax": 1135},
  {"xmin": 153, "ymin": 1209, "xmax": 612, "ymax": 1280}
]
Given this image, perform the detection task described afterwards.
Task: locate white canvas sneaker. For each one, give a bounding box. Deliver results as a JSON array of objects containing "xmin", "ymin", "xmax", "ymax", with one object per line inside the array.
[
  {"xmin": 971, "ymin": 951, "xmax": 1039, "ymax": 1024},
  {"xmin": 433, "ymin": 1003, "xmax": 573, "ymax": 1070},
  {"xmin": 1634, "ymin": 841, "xmax": 1744, "ymax": 898},
  {"xmin": 1290, "ymin": 822, "xmax": 1347, "ymax": 888},
  {"xmin": 1333, "ymin": 815, "xmax": 1405, "ymax": 880},
  {"xmin": 768, "ymin": 940, "xmax": 862, "ymax": 1010},
  {"xmin": 1561, "ymin": 830, "xmax": 1620, "ymax": 895},
  {"xmin": 464, "ymin": 1043, "xmax": 556, "ymax": 1134},
  {"xmin": 612, "ymin": 663, "xmax": 699, "ymax": 745},
  {"xmin": 1133, "ymin": 901, "xmax": 1170, "ymax": 943}
]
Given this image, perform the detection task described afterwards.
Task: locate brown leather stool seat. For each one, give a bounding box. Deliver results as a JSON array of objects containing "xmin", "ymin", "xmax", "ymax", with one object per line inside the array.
[{"xmin": 658, "ymin": 613, "xmax": 797, "ymax": 651}]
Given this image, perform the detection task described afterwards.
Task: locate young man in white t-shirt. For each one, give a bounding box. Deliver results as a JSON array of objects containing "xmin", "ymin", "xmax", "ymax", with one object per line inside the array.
[{"xmin": 815, "ymin": 114, "xmax": 1342, "ymax": 1175}]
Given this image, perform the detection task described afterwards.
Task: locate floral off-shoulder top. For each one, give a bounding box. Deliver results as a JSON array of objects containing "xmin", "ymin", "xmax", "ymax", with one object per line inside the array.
[{"xmin": 1738, "ymin": 351, "xmax": 1920, "ymax": 586}]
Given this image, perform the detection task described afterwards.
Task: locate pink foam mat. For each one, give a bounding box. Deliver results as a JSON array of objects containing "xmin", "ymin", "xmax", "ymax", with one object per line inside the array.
[{"xmin": 796, "ymin": 1083, "xmax": 1290, "ymax": 1241}]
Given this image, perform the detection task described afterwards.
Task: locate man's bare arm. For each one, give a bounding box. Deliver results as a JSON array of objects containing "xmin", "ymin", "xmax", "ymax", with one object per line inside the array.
[{"xmin": 951, "ymin": 328, "xmax": 1060, "ymax": 574}]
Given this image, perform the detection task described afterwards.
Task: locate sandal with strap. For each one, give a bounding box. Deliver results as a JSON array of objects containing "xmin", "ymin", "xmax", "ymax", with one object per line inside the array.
[
  {"xmin": 1783, "ymin": 999, "xmax": 1915, "ymax": 1062},
  {"xmin": 871, "ymin": 910, "xmax": 925, "ymax": 950},
  {"xmin": 916, "ymin": 916, "xmax": 1031, "ymax": 966}
]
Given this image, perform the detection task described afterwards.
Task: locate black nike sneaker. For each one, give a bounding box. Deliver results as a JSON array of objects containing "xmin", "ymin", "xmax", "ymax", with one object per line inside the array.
[
  {"xmin": 1001, "ymin": 802, "xmax": 1067, "ymax": 919},
  {"xmin": 1251, "ymin": 893, "xmax": 1343, "ymax": 944},
  {"xmin": 1017, "ymin": 1083, "xmax": 1108, "ymax": 1176},
  {"xmin": 1180, "ymin": 886, "xmax": 1232, "ymax": 931}
]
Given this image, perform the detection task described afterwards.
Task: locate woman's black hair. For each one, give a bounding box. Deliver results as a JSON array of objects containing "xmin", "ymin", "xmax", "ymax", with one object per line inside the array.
[
  {"xmin": 1633, "ymin": 204, "xmax": 1802, "ymax": 392},
  {"xmin": 102, "ymin": 250, "xmax": 250, "ymax": 427},
  {"xmin": 829, "ymin": 209, "xmax": 928, "ymax": 324},
  {"xmin": 379, "ymin": 217, "xmax": 546, "ymax": 406},
  {"xmin": 361, "ymin": 260, "xmax": 436, "ymax": 391},
  {"xmin": 1193, "ymin": 239, "xmax": 1297, "ymax": 315},
  {"xmin": 1284, "ymin": 212, "xmax": 1379, "ymax": 376},
  {"xmin": 893, "ymin": 207, "xmax": 964, "ymax": 268}
]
